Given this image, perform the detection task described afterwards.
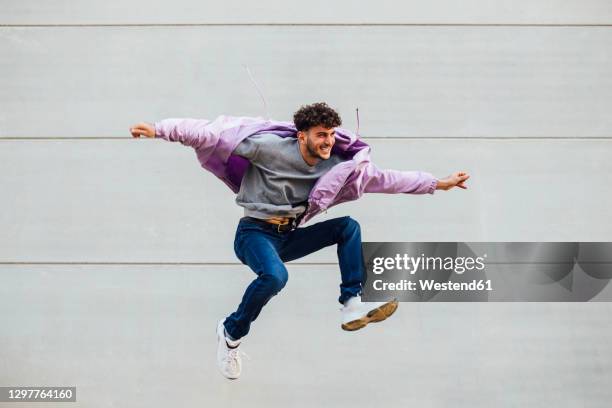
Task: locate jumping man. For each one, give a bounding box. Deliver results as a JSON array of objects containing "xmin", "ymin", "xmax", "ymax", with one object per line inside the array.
[{"xmin": 130, "ymin": 102, "xmax": 470, "ymax": 380}]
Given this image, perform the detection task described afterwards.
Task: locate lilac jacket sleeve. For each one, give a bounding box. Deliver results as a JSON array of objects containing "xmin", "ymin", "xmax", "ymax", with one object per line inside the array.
[
  {"xmin": 154, "ymin": 118, "xmax": 212, "ymax": 149},
  {"xmin": 362, "ymin": 162, "xmax": 438, "ymax": 195}
]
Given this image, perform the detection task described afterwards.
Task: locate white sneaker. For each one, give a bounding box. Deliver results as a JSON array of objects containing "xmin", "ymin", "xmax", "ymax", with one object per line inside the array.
[
  {"xmin": 340, "ymin": 296, "xmax": 399, "ymax": 331},
  {"xmin": 216, "ymin": 319, "xmax": 247, "ymax": 379}
]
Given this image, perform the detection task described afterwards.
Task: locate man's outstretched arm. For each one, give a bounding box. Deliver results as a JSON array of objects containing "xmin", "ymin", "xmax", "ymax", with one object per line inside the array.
[
  {"xmin": 362, "ymin": 163, "xmax": 469, "ymax": 194},
  {"xmin": 129, "ymin": 118, "xmax": 212, "ymax": 149}
]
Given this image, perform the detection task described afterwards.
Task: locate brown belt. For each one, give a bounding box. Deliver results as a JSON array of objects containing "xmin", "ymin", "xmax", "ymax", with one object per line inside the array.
[
  {"xmin": 264, "ymin": 216, "xmax": 293, "ymax": 225},
  {"xmin": 244, "ymin": 216, "xmax": 296, "ymax": 233}
]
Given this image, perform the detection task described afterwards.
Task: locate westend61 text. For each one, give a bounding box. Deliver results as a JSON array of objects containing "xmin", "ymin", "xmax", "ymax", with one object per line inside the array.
[{"xmin": 372, "ymin": 279, "xmax": 493, "ymax": 292}]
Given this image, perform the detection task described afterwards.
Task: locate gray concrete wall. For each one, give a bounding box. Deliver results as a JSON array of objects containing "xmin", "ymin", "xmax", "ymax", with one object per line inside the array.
[{"xmin": 1, "ymin": 2, "xmax": 611, "ymax": 407}]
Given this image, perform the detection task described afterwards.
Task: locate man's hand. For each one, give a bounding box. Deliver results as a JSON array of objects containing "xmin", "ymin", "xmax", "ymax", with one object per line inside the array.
[
  {"xmin": 436, "ymin": 171, "xmax": 470, "ymax": 191},
  {"xmin": 130, "ymin": 122, "xmax": 155, "ymax": 138}
]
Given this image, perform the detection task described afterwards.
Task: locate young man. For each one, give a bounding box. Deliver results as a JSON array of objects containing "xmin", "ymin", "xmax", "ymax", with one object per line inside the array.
[{"xmin": 130, "ymin": 102, "xmax": 469, "ymax": 380}]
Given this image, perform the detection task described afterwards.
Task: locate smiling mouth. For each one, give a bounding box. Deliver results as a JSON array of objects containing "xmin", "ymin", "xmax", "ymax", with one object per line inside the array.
[{"xmin": 320, "ymin": 146, "xmax": 330, "ymax": 152}]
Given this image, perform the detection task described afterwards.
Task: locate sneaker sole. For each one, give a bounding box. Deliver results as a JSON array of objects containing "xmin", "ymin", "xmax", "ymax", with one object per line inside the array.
[{"xmin": 341, "ymin": 299, "xmax": 399, "ymax": 331}]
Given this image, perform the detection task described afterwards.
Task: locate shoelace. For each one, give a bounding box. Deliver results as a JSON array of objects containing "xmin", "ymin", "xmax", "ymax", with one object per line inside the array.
[{"xmin": 225, "ymin": 347, "xmax": 251, "ymax": 369}]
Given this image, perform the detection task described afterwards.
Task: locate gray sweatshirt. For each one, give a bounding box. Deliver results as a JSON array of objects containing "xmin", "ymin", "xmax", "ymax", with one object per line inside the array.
[{"xmin": 232, "ymin": 133, "xmax": 345, "ymax": 219}]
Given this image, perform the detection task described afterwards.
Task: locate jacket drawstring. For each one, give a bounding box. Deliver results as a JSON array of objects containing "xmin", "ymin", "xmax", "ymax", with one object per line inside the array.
[
  {"xmin": 243, "ymin": 64, "xmax": 269, "ymax": 120},
  {"xmin": 355, "ymin": 107, "xmax": 360, "ymax": 139}
]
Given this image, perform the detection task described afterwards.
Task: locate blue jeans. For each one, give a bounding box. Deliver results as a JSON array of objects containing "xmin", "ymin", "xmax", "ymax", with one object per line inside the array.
[{"xmin": 224, "ymin": 215, "xmax": 365, "ymax": 340}]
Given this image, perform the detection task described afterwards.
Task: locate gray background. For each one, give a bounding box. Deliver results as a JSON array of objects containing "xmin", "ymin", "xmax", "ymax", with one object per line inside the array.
[{"xmin": 1, "ymin": 1, "xmax": 611, "ymax": 407}]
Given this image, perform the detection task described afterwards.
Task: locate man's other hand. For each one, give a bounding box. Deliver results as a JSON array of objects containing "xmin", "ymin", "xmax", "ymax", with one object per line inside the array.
[{"xmin": 130, "ymin": 122, "xmax": 155, "ymax": 138}]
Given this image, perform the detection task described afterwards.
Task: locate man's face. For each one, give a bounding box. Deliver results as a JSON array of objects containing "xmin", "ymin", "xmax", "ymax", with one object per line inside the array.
[{"xmin": 299, "ymin": 125, "xmax": 336, "ymax": 161}]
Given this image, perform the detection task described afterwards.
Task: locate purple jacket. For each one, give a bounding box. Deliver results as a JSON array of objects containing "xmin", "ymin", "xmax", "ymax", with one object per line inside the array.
[{"xmin": 154, "ymin": 115, "xmax": 438, "ymax": 226}]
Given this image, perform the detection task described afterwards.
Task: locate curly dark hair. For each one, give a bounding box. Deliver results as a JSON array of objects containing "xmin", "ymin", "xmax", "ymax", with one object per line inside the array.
[{"xmin": 293, "ymin": 102, "xmax": 342, "ymax": 132}]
